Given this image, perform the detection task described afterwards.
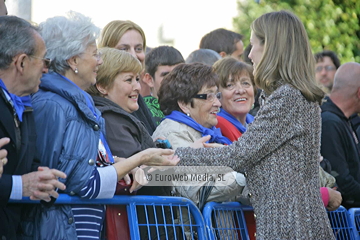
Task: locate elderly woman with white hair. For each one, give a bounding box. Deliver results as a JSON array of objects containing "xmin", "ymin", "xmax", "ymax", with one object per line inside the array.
[{"xmin": 21, "ymin": 11, "xmax": 178, "ymax": 239}]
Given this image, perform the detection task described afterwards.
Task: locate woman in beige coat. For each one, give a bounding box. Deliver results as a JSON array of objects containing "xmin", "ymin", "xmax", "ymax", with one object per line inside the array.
[
  {"xmin": 175, "ymin": 10, "xmax": 335, "ymax": 239},
  {"xmin": 153, "ymin": 63, "xmax": 246, "ymax": 209}
]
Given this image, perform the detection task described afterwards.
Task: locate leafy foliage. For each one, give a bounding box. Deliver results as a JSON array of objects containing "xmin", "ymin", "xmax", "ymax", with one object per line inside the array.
[{"xmin": 233, "ymin": 0, "xmax": 360, "ymax": 63}]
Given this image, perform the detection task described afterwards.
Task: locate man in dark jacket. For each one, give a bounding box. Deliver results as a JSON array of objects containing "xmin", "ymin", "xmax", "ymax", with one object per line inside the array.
[
  {"xmin": 0, "ymin": 16, "xmax": 66, "ymax": 239},
  {"xmin": 321, "ymin": 62, "xmax": 360, "ymax": 208}
]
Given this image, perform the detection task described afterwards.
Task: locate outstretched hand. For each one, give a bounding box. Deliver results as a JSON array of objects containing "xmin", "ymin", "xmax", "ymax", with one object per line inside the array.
[
  {"xmin": 189, "ymin": 135, "xmax": 224, "ymax": 148},
  {"xmin": 141, "ymin": 148, "xmax": 180, "ymax": 166},
  {"xmin": 22, "ymin": 166, "xmax": 67, "ymax": 202},
  {"xmin": 190, "ymin": 135, "xmax": 211, "ymax": 149}
]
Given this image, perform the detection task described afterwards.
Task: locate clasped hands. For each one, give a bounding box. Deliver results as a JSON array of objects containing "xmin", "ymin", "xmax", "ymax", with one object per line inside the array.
[{"xmin": 21, "ymin": 166, "xmax": 67, "ymax": 202}]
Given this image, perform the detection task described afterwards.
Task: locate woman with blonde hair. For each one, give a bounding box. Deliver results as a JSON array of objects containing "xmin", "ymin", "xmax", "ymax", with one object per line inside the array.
[
  {"xmin": 87, "ymin": 47, "xmax": 177, "ymax": 239},
  {"xmin": 99, "ymin": 20, "xmax": 157, "ymax": 134},
  {"xmin": 87, "ymin": 48, "xmax": 153, "ymax": 161},
  {"xmin": 23, "ymin": 12, "xmax": 178, "ymax": 239},
  {"xmin": 174, "ymin": 10, "xmax": 335, "ymax": 239},
  {"xmin": 99, "ymin": 20, "xmax": 146, "ymax": 62}
]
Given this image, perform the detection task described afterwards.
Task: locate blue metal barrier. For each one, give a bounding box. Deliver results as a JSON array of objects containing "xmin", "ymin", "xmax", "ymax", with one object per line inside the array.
[
  {"xmin": 10, "ymin": 194, "xmax": 208, "ymax": 240},
  {"xmin": 327, "ymin": 206, "xmax": 356, "ymax": 240},
  {"xmin": 203, "ymin": 202, "xmax": 250, "ymax": 240},
  {"xmin": 202, "ymin": 202, "xmax": 360, "ymax": 240},
  {"xmin": 348, "ymin": 208, "xmax": 360, "ymax": 239},
  {"xmin": 12, "ymin": 196, "xmax": 360, "ymax": 240}
]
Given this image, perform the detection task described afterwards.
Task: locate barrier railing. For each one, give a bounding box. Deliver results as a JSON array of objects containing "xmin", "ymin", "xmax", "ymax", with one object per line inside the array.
[
  {"xmin": 10, "ymin": 196, "xmax": 360, "ymax": 240},
  {"xmin": 203, "ymin": 202, "xmax": 250, "ymax": 240},
  {"xmin": 203, "ymin": 202, "xmax": 360, "ymax": 240},
  {"xmin": 348, "ymin": 208, "xmax": 360, "ymax": 239},
  {"xmin": 328, "ymin": 206, "xmax": 356, "ymax": 240},
  {"xmin": 10, "ymin": 195, "xmax": 208, "ymax": 240}
]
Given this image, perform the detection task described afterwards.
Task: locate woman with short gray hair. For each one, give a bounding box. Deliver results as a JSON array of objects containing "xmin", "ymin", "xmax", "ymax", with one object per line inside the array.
[{"xmin": 21, "ymin": 11, "xmax": 178, "ymax": 239}]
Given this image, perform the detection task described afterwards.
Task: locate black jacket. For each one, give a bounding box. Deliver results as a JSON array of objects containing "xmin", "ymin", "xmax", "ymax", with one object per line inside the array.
[
  {"xmin": 92, "ymin": 96, "xmax": 173, "ymax": 239},
  {"xmin": 92, "ymin": 96, "xmax": 170, "ymax": 196},
  {"xmin": 321, "ymin": 97, "xmax": 360, "ymax": 207},
  {"xmin": 0, "ymin": 91, "xmax": 38, "ymax": 238},
  {"xmin": 131, "ymin": 95, "xmax": 157, "ymax": 135},
  {"xmin": 93, "ymin": 96, "xmax": 155, "ymax": 157}
]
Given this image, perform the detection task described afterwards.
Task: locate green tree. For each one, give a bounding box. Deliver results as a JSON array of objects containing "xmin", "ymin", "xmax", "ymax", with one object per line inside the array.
[{"xmin": 233, "ymin": 0, "xmax": 360, "ymax": 63}]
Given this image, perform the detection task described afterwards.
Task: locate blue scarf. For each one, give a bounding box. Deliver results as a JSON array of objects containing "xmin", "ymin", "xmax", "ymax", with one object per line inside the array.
[
  {"xmin": 165, "ymin": 110, "xmax": 232, "ymax": 145},
  {"xmin": 217, "ymin": 108, "xmax": 254, "ymax": 134},
  {"xmin": 0, "ymin": 79, "xmax": 32, "ymax": 122},
  {"xmin": 58, "ymin": 73, "xmax": 114, "ymax": 163}
]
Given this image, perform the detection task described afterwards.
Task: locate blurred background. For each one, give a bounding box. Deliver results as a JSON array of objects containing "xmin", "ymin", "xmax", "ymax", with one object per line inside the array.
[{"xmin": 6, "ymin": 0, "xmax": 360, "ymax": 62}]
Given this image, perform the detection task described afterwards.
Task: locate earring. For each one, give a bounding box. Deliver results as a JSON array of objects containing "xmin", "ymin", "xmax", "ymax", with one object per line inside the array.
[
  {"xmin": 186, "ymin": 113, "xmax": 190, "ymax": 117},
  {"xmin": 74, "ymin": 68, "xmax": 78, "ymax": 74}
]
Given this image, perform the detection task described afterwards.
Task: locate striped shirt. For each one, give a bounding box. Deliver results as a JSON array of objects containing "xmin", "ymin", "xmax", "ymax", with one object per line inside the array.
[{"xmin": 72, "ymin": 140, "xmax": 117, "ymax": 239}]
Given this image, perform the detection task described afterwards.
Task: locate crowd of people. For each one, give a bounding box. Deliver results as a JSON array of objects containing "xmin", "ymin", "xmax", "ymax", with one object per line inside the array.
[{"xmin": 0, "ymin": 1, "xmax": 359, "ymax": 239}]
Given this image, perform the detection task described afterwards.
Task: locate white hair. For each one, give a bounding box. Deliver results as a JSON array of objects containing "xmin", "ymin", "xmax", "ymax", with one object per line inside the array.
[{"xmin": 39, "ymin": 11, "xmax": 100, "ymax": 74}]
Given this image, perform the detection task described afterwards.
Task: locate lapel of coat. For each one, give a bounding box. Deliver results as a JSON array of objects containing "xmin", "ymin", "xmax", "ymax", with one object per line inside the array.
[{"xmin": 0, "ymin": 94, "xmax": 17, "ymax": 143}]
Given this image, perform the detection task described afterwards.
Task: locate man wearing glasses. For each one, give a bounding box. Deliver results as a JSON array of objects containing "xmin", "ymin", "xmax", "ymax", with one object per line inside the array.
[
  {"xmin": 0, "ymin": 16, "xmax": 66, "ymax": 239},
  {"xmin": 314, "ymin": 50, "xmax": 341, "ymax": 94}
]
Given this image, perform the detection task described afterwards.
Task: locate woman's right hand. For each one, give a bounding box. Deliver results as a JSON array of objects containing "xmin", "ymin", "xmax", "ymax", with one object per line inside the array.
[
  {"xmin": 190, "ymin": 135, "xmax": 211, "ymax": 148},
  {"xmin": 140, "ymin": 148, "xmax": 180, "ymax": 166}
]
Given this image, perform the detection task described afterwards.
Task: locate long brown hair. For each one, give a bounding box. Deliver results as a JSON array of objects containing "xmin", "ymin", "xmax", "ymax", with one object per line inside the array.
[{"xmin": 251, "ymin": 10, "xmax": 324, "ymax": 104}]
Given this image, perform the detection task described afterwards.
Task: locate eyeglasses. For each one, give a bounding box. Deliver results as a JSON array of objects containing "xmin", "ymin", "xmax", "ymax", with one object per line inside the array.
[
  {"xmin": 315, "ymin": 65, "xmax": 336, "ymax": 73},
  {"xmin": 226, "ymin": 80, "xmax": 252, "ymax": 90},
  {"xmin": 30, "ymin": 56, "xmax": 51, "ymax": 68},
  {"xmin": 193, "ymin": 92, "xmax": 222, "ymax": 102}
]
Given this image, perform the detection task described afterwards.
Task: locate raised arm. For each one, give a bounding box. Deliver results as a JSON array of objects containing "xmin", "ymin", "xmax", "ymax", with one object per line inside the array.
[{"xmin": 175, "ymin": 85, "xmax": 308, "ymax": 172}]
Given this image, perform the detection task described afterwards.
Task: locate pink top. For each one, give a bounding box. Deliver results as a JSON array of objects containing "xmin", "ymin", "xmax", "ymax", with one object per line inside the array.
[{"xmin": 320, "ymin": 187, "xmax": 329, "ymax": 207}]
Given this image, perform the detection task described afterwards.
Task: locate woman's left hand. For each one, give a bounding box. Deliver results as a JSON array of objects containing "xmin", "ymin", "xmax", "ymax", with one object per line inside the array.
[
  {"xmin": 326, "ymin": 187, "xmax": 342, "ymax": 211},
  {"xmin": 140, "ymin": 148, "xmax": 180, "ymax": 166}
]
